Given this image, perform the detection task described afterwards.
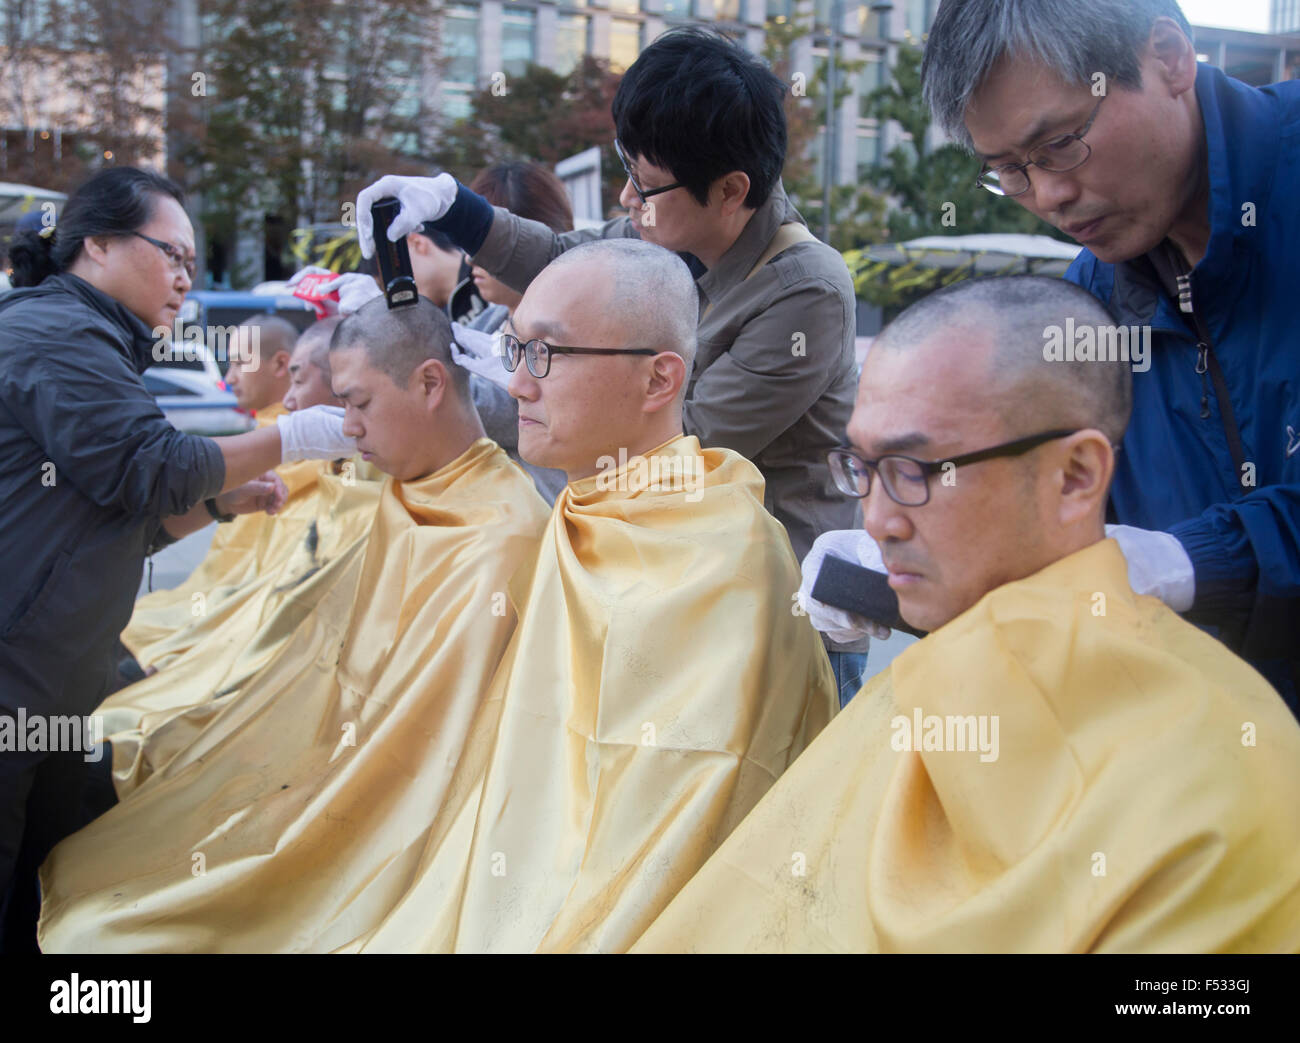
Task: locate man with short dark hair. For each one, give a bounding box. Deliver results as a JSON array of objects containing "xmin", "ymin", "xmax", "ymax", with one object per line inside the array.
[
  {"xmin": 920, "ymin": 0, "xmax": 1300, "ymax": 711},
  {"xmin": 356, "ymin": 26, "xmax": 867, "ymax": 688}
]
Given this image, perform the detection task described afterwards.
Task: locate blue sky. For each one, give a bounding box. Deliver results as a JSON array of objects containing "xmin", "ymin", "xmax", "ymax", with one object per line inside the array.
[{"xmin": 1179, "ymin": 0, "xmax": 1271, "ymax": 32}]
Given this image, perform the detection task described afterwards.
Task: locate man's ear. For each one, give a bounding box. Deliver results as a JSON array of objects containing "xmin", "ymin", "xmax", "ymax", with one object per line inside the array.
[
  {"xmin": 271, "ymin": 350, "xmax": 292, "ymax": 377},
  {"xmin": 419, "ymin": 358, "xmax": 450, "ymax": 410},
  {"xmin": 713, "ymin": 171, "xmax": 752, "ymax": 216},
  {"xmin": 1147, "ymin": 15, "xmax": 1198, "ymax": 96},
  {"xmin": 407, "ymin": 232, "xmax": 430, "ymax": 257},
  {"xmin": 644, "ymin": 351, "xmax": 687, "ymax": 414},
  {"xmin": 1056, "ymin": 428, "xmax": 1114, "ymax": 528}
]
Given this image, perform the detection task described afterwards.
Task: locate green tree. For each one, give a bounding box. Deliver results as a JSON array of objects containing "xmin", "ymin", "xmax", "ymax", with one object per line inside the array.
[
  {"xmin": 763, "ymin": 13, "xmax": 889, "ymax": 253},
  {"xmin": 849, "ymin": 42, "xmax": 1071, "ymax": 311},
  {"xmin": 432, "ymin": 56, "xmax": 624, "ymax": 216},
  {"xmin": 863, "ymin": 43, "xmax": 1062, "ymax": 242}
]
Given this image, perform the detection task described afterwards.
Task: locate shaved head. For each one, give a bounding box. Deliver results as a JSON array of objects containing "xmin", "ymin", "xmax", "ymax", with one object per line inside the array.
[
  {"xmin": 238, "ymin": 314, "xmax": 299, "ymax": 363},
  {"xmin": 329, "ymin": 295, "xmax": 468, "ymax": 400},
  {"xmin": 873, "ymin": 275, "xmax": 1132, "ymax": 445},
  {"xmin": 544, "ymin": 238, "xmax": 698, "ymax": 375},
  {"xmin": 296, "ymin": 316, "xmax": 341, "ymax": 383},
  {"xmin": 852, "ymin": 274, "xmax": 1131, "ymax": 632}
]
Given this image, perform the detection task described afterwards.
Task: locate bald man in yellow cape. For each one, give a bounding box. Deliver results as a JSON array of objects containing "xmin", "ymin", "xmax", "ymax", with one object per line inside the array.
[
  {"xmin": 101, "ymin": 321, "xmax": 386, "ymax": 794},
  {"xmin": 98, "ymin": 461, "xmax": 384, "ymax": 797},
  {"xmin": 633, "ymin": 277, "xmax": 1300, "ymax": 954},
  {"xmin": 342, "ymin": 239, "xmax": 837, "ymax": 954},
  {"xmin": 38, "ymin": 298, "xmax": 550, "ymax": 953},
  {"xmin": 120, "ymin": 318, "xmax": 345, "ymax": 667}
]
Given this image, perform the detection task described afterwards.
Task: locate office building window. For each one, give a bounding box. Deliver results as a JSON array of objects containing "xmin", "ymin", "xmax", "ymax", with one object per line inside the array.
[
  {"xmin": 610, "ymin": 19, "xmax": 642, "ymax": 72},
  {"xmin": 609, "ymin": 0, "xmax": 642, "ymax": 13},
  {"xmin": 443, "ymin": 5, "xmax": 478, "ymax": 85},
  {"xmin": 502, "ymin": 8, "xmax": 537, "ymax": 76},
  {"xmin": 556, "ymin": 13, "xmax": 591, "ymax": 74},
  {"xmin": 661, "ymin": 0, "xmax": 691, "ymax": 17},
  {"xmin": 857, "ymin": 53, "xmax": 885, "ymax": 118},
  {"xmin": 856, "ymin": 130, "xmax": 881, "ymax": 174},
  {"xmin": 716, "ymin": 0, "xmax": 741, "ymax": 20}
]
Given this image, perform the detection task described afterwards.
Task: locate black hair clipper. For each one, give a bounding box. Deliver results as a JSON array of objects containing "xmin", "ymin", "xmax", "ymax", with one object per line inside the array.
[
  {"xmin": 811, "ymin": 555, "xmax": 928, "ymax": 638},
  {"xmin": 370, "ymin": 198, "xmax": 418, "ymax": 309}
]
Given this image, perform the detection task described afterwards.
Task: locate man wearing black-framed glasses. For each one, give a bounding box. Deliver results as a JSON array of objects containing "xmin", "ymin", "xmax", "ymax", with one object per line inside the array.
[
  {"xmin": 634, "ymin": 273, "xmax": 1300, "ymax": 955},
  {"xmin": 355, "ymin": 27, "xmax": 862, "ymax": 641}
]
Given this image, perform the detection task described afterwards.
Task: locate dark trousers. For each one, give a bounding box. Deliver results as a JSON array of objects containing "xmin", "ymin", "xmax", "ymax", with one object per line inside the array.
[{"xmin": 0, "ymin": 645, "xmax": 119, "ymax": 953}]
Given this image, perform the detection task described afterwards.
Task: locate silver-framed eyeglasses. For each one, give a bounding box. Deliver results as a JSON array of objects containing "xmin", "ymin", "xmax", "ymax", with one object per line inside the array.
[{"xmin": 975, "ymin": 95, "xmax": 1106, "ymax": 197}]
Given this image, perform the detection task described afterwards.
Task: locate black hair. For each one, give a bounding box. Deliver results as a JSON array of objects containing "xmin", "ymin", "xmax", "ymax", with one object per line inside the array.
[
  {"xmin": 8, "ymin": 166, "xmax": 185, "ymax": 288},
  {"xmin": 611, "ymin": 26, "xmax": 787, "ymax": 210}
]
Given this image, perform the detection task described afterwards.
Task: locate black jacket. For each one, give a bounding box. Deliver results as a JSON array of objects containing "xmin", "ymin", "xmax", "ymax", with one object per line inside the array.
[{"xmin": 0, "ymin": 273, "xmax": 224, "ymax": 717}]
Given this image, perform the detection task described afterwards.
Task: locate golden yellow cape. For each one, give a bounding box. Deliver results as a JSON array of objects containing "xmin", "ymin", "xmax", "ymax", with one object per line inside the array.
[
  {"xmin": 632, "ymin": 538, "xmax": 1300, "ymax": 953},
  {"xmin": 100, "ymin": 463, "xmax": 385, "ymax": 797},
  {"xmin": 345, "ymin": 434, "xmax": 837, "ymax": 953},
  {"xmin": 122, "ymin": 404, "xmax": 326, "ymax": 666},
  {"xmin": 38, "ymin": 439, "xmax": 550, "ymax": 953}
]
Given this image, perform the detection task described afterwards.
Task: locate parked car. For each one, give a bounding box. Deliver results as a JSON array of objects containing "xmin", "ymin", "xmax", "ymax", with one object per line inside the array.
[
  {"xmin": 141, "ymin": 366, "xmax": 254, "ymax": 436},
  {"xmin": 153, "ymin": 289, "xmax": 317, "ymax": 390}
]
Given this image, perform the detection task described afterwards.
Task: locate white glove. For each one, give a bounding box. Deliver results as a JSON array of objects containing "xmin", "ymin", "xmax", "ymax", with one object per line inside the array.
[
  {"xmin": 318, "ymin": 273, "xmax": 383, "ymax": 316},
  {"xmin": 1105, "ymin": 524, "xmax": 1196, "ymax": 612},
  {"xmin": 356, "ymin": 173, "xmax": 459, "ymax": 259},
  {"xmin": 798, "ymin": 529, "xmax": 892, "ymax": 643},
  {"xmin": 285, "ymin": 265, "xmax": 333, "ymax": 288},
  {"xmin": 450, "ymin": 326, "xmax": 511, "ymax": 390},
  {"xmin": 277, "ymin": 404, "xmax": 357, "ymax": 462}
]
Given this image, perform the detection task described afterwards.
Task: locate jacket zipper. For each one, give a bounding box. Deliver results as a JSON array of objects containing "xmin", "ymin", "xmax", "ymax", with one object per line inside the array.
[{"xmin": 1182, "ymin": 280, "xmax": 1249, "ymax": 490}]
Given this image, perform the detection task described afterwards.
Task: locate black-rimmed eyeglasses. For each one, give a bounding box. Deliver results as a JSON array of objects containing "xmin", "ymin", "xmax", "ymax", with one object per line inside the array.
[
  {"xmin": 131, "ymin": 231, "xmax": 197, "ymax": 280},
  {"xmin": 975, "ymin": 95, "xmax": 1106, "ymax": 197},
  {"xmin": 614, "ymin": 139, "xmax": 683, "ymax": 206},
  {"xmin": 828, "ymin": 429, "xmax": 1080, "ymax": 506},
  {"xmin": 499, "ymin": 332, "xmax": 658, "ymax": 379}
]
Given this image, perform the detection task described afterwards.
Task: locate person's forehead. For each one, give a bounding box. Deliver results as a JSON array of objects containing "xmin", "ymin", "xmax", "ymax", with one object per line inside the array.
[
  {"xmin": 852, "ymin": 331, "xmax": 995, "ymax": 449},
  {"xmin": 967, "ymin": 56, "xmax": 1091, "ymax": 158},
  {"xmin": 515, "ymin": 264, "xmax": 612, "ymax": 340},
  {"xmin": 141, "ymin": 196, "xmax": 196, "ymax": 252}
]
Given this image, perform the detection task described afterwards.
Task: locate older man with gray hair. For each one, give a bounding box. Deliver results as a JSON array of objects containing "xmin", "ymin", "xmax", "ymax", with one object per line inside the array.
[{"xmin": 906, "ymin": 0, "xmax": 1300, "ymax": 714}]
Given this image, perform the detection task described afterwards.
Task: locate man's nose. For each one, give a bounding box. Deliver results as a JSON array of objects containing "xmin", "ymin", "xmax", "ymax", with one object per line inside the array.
[
  {"xmin": 618, "ymin": 177, "xmax": 640, "ymax": 214},
  {"xmin": 507, "ymin": 362, "xmax": 537, "ymax": 402},
  {"xmin": 175, "ymin": 266, "xmax": 193, "ymax": 294},
  {"xmin": 341, "ymin": 409, "xmax": 363, "ymax": 438},
  {"xmin": 1028, "ymin": 168, "xmax": 1082, "ymax": 219},
  {"xmin": 861, "ymin": 481, "xmax": 912, "ymax": 546}
]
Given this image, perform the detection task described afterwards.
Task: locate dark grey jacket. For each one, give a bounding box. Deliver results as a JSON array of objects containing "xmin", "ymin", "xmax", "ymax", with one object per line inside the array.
[{"xmin": 0, "ymin": 273, "xmax": 224, "ymax": 717}]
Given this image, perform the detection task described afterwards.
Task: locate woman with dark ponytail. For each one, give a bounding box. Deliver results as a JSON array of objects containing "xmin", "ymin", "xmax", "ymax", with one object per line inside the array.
[{"xmin": 0, "ymin": 167, "xmax": 355, "ymax": 950}]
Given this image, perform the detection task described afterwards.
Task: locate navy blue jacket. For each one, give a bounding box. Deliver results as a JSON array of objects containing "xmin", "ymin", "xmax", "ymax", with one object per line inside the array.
[{"xmin": 1066, "ymin": 64, "xmax": 1299, "ymax": 711}]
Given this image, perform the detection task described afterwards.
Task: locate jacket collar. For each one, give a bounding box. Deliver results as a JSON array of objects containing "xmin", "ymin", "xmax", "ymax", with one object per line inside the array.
[
  {"xmin": 695, "ymin": 179, "xmax": 800, "ymax": 307},
  {"xmin": 1109, "ymin": 63, "xmax": 1276, "ymax": 337},
  {"xmin": 49, "ymin": 272, "xmax": 160, "ymax": 374}
]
